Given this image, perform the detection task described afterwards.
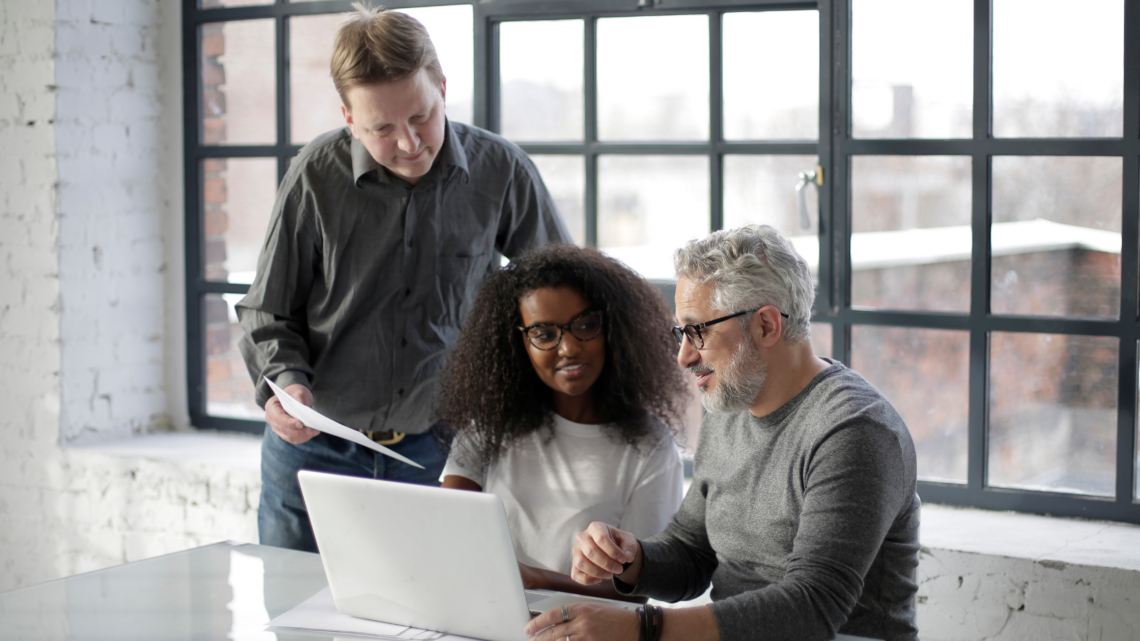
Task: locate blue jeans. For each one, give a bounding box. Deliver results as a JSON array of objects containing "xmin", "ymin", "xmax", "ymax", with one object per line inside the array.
[{"xmin": 258, "ymin": 423, "xmax": 449, "ymax": 552}]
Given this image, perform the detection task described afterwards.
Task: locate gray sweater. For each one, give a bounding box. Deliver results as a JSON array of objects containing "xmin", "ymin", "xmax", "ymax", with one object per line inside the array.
[{"xmin": 621, "ymin": 360, "xmax": 920, "ymax": 641}]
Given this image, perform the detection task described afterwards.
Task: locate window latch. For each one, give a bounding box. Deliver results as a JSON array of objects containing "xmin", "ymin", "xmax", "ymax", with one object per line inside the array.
[{"xmin": 795, "ymin": 166, "xmax": 823, "ymax": 230}]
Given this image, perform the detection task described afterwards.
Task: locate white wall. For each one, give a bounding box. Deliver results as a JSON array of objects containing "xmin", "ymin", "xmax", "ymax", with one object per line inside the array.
[
  {"xmin": 0, "ymin": 0, "xmax": 257, "ymax": 593},
  {"xmin": 56, "ymin": 0, "xmax": 173, "ymax": 444}
]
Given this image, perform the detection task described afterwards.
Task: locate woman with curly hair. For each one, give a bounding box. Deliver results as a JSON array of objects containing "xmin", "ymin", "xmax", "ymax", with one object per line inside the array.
[{"xmin": 438, "ymin": 243, "xmax": 690, "ymax": 601}]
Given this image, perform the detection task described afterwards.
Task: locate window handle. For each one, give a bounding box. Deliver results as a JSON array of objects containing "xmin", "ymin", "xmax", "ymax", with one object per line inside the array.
[{"xmin": 795, "ymin": 166, "xmax": 823, "ymax": 230}]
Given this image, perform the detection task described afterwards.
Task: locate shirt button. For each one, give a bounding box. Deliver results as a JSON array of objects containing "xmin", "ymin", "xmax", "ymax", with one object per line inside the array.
[
  {"xmin": 405, "ymin": 288, "xmax": 411, "ymax": 297},
  {"xmin": 400, "ymin": 338, "xmax": 408, "ymax": 347},
  {"xmin": 407, "ymin": 238, "xmax": 414, "ymax": 248},
  {"xmin": 397, "ymin": 389, "xmax": 405, "ymax": 396}
]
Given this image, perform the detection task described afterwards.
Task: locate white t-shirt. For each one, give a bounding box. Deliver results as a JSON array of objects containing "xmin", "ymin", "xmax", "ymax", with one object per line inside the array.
[{"xmin": 442, "ymin": 414, "xmax": 684, "ymax": 575}]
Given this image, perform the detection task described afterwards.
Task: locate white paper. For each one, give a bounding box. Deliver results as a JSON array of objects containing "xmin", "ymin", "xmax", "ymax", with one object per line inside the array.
[
  {"xmin": 267, "ymin": 587, "xmax": 480, "ymax": 641},
  {"xmin": 265, "ymin": 378, "xmax": 424, "ymax": 469}
]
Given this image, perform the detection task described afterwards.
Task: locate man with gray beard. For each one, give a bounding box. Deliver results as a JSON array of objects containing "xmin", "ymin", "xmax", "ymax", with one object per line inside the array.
[{"xmin": 525, "ymin": 225, "xmax": 920, "ymax": 641}]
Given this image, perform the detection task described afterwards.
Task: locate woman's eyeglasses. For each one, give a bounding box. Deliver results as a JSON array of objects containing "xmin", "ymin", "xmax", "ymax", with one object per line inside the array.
[{"xmin": 518, "ymin": 310, "xmax": 604, "ymax": 350}]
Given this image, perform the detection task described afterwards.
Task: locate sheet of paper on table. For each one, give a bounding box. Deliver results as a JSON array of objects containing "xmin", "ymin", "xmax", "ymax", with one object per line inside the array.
[
  {"xmin": 267, "ymin": 586, "xmax": 482, "ymax": 640},
  {"xmin": 265, "ymin": 377, "xmax": 424, "ymax": 469}
]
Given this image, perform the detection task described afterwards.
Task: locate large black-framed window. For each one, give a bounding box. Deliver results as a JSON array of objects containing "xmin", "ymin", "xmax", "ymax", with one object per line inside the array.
[{"xmin": 184, "ymin": 0, "xmax": 1140, "ymax": 524}]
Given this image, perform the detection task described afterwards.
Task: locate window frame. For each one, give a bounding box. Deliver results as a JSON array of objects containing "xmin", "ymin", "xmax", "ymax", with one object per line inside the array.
[{"xmin": 183, "ymin": 0, "xmax": 1140, "ymax": 524}]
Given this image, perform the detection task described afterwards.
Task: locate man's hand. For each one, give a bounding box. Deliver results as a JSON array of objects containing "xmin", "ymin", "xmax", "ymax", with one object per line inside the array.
[
  {"xmin": 265, "ymin": 383, "xmax": 319, "ymax": 444},
  {"xmin": 571, "ymin": 522, "xmax": 641, "ymax": 586},
  {"xmin": 524, "ymin": 602, "xmax": 638, "ymax": 641}
]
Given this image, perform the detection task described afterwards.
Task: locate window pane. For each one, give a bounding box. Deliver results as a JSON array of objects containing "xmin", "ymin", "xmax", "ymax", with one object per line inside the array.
[
  {"xmin": 201, "ymin": 20, "xmax": 276, "ymax": 145},
  {"xmin": 850, "ymin": 156, "xmax": 972, "ymax": 312},
  {"xmin": 205, "ymin": 294, "xmax": 262, "ymax": 420},
  {"xmin": 993, "ymin": 0, "xmax": 1123, "ymax": 138},
  {"xmin": 852, "ymin": 0, "xmax": 972, "ymax": 138},
  {"xmin": 723, "ymin": 11, "xmax": 818, "ymax": 140},
  {"xmin": 852, "ymin": 326, "xmax": 969, "ymax": 484},
  {"xmin": 290, "ymin": 7, "xmax": 473, "ymax": 144},
  {"xmin": 290, "ymin": 14, "xmax": 347, "ymax": 144},
  {"xmin": 597, "ymin": 15, "xmax": 709, "ymax": 141},
  {"xmin": 530, "ymin": 155, "xmax": 585, "ymax": 247},
  {"xmin": 991, "ymin": 157, "xmax": 1122, "ymax": 318},
  {"xmin": 401, "ymin": 6, "xmax": 473, "ymax": 127},
  {"xmin": 500, "ymin": 20, "xmax": 583, "ymax": 141},
  {"xmin": 202, "ymin": 0, "xmax": 269, "ymax": 7},
  {"xmin": 810, "ymin": 322, "xmax": 832, "ymax": 360},
  {"xmin": 598, "ymin": 156, "xmax": 709, "ymax": 280},
  {"xmin": 989, "ymin": 333, "xmax": 1118, "ymax": 497},
  {"xmin": 724, "ymin": 156, "xmax": 819, "ymax": 234},
  {"xmin": 724, "ymin": 155, "xmax": 820, "ymax": 284},
  {"xmin": 202, "ymin": 159, "xmax": 277, "ymax": 284}
]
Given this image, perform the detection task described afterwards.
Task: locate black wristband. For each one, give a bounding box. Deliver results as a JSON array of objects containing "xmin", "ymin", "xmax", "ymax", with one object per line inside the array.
[{"xmin": 637, "ymin": 604, "xmax": 663, "ymax": 641}]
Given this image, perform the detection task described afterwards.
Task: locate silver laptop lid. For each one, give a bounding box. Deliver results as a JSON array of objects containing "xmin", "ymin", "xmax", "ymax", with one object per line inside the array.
[{"xmin": 297, "ymin": 470, "xmax": 532, "ymax": 641}]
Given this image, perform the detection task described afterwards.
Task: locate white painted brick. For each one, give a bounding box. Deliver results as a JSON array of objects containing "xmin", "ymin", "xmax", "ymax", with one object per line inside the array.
[
  {"xmin": 54, "ymin": 0, "xmax": 91, "ymax": 24},
  {"xmin": 108, "ymin": 24, "xmax": 146, "ymax": 57},
  {"xmin": 122, "ymin": 531, "xmax": 201, "ymax": 564},
  {"xmin": 107, "ymin": 87, "xmax": 162, "ymax": 119},
  {"xmin": 121, "ymin": 0, "xmax": 159, "ymax": 27},
  {"xmin": 0, "ymin": 91, "xmax": 21, "ymax": 119},
  {"xmin": 92, "ymin": 121, "xmax": 128, "ymax": 150},
  {"xmin": 997, "ymin": 613, "xmax": 1085, "ymax": 641},
  {"xmin": 90, "ymin": 2, "xmax": 126, "ymax": 26},
  {"xmin": 1024, "ymin": 574, "xmax": 1090, "ymax": 619},
  {"xmin": 5, "ymin": 181, "xmax": 57, "ymax": 221}
]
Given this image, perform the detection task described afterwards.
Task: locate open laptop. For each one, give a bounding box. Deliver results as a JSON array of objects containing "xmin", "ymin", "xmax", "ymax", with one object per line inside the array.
[{"xmin": 297, "ymin": 470, "xmax": 638, "ymax": 641}]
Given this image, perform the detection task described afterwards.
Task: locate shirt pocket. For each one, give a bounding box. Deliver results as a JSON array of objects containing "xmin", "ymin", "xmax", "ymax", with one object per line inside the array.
[{"xmin": 436, "ymin": 251, "xmax": 490, "ymax": 332}]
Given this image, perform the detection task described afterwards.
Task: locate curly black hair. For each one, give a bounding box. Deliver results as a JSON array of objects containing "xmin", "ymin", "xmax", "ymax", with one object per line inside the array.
[{"xmin": 436, "ymin": 243, "xmax": 689, "ymax": 468}]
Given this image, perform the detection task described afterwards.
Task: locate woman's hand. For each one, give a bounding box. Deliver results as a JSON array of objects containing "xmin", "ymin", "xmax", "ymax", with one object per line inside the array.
[
  {"xmin": 524, "ymin": 603, "xmax": 638, "ymax": 641},
  {"xmin": 572, "ymin": 522, "xmax": 641, "ymax": 586}
]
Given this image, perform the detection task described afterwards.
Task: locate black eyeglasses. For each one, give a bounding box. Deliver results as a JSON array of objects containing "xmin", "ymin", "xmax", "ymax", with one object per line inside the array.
[
  {"xmin": 518, "ymin": 310, "xmax": 604, "ymax": 350},
  {"xmin": 672, "ymin": 308, "xmax": 788, "ymax": 350}
]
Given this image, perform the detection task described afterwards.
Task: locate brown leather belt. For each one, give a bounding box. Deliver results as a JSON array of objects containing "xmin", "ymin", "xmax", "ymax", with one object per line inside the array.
[{"xmin": 359, "ymin": 429, "xmax": 406, "ymax": 446}]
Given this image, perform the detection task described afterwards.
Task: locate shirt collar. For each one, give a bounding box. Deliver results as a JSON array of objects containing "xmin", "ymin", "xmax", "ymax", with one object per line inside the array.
[{"xmin": 350, "ymin": 118, "xmax": 470, "ymax": 187}]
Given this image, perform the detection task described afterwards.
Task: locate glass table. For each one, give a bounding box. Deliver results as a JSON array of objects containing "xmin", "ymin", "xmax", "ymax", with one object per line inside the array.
[
  {"xmin": 0, "ymin": 542, "xmax": 330, "ymax": 640},
  {"xmin": 0, "ymin": 541, "xmax": 883, "ymax": 640}
]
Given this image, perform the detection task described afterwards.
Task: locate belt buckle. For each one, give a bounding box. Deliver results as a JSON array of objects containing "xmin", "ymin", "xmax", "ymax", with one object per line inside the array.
[{"xmin": 364, "ymin": 430, "xmax": 406, "ymax": 446}]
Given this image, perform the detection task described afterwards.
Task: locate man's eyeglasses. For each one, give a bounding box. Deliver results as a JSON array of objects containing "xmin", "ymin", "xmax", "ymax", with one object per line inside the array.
[
  {"xmin": 672, "ymin": 308, "xmax": 789, "ymax": 350},
  {"xmin": 518, "ymin": 310, "xmax": 604, "ymax": 351}
]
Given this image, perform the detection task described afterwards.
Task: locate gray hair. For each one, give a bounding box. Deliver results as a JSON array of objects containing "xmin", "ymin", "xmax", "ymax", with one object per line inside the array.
[{"xmin": 674, "ymin": 224, "xmax": 814, "ymax": 344}]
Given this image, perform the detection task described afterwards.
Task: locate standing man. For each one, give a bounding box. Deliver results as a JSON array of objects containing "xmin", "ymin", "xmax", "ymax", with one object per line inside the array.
[
  {"xmin": 238, "ymin": 5, "xmax": 571, "ymax": 552},
  {"xmin": 528, "ymin": 225, "xmax": 920, "ymax": 641}
]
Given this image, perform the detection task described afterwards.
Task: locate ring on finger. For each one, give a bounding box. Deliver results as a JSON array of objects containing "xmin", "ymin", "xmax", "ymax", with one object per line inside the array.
[{"xmin": 561, "ymin": 604, "xmax": 570, "ymax": 623}]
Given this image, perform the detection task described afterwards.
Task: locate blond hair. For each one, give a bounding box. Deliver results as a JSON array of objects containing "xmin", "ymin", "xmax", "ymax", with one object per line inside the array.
[{"xmin": 331, "ymin": 3, "xmax": 444, "ymax": 107}]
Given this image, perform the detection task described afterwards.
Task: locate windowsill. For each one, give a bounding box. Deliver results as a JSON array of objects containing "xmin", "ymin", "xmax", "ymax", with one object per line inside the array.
[
  {"xmin": 71, "ymin": 435, "xmax": 1140, "ymax": 573},
  {"xmin": 920, "ymin": 503, "xmax": 1140, "ymax": 572},
  {"xmin": 70, "ymin": 430, "xmax": 263, "ymax": 472}
]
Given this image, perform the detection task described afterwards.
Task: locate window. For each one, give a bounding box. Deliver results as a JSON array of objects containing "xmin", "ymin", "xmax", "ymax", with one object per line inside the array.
[{"xmin": 184, "ymin": 0, "xmax": 1140, "ymax": 523}]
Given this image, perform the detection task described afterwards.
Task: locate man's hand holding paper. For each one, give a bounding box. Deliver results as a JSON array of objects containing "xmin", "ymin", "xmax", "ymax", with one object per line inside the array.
[
  {"xmin": 266, "ymin": 383, "xmax": 319, "ymax": 444},
  {"xmin": 265, "ymin": 378, "xmax": 425, "ymax": 470}
]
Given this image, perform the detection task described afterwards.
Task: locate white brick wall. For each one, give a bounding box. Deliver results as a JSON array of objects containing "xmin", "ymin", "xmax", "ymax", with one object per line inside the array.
[
  {"xmin": 56, "ymin": 0, "xmax": 169, "ymax": 445},
  {"xmin": 0, "ymin": 0, "xmax": 258, "ymax": 594},
  {"xmin": 917, "ymin": 549, "xmax": 1140, "ymax": 641},
  {"xmin": 0, "ymin": 0, "xmax": 65, "ymax": 591}
]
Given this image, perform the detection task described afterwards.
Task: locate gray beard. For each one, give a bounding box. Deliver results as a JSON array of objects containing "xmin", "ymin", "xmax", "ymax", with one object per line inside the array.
[{"xmin": 698, "ymin": 336, "xmax": 767, "ymax": 414}]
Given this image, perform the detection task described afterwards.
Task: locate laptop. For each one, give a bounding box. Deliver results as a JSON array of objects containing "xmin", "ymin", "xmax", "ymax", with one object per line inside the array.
[{"xmin": 297, "ymin": 470, "xmax": 638, "ymax": 641}]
